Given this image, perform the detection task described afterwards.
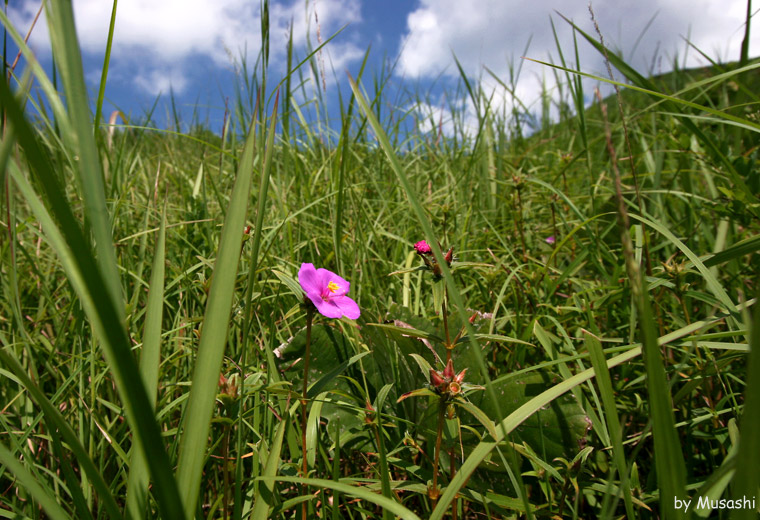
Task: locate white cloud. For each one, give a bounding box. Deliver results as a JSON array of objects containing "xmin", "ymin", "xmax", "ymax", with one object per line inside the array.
[
  {"xmin": 134, "ymin": 69, "xmax": 189, "ymax": 98},
  {"xmin": 9, "ymin": 0, "xmax": 363, "ymax": 95},
  {"xmin": 412, "ymin": 101, "xmax": 469, "ymax": 138},
  {"xmin": 398, "ymin": 0, "xmax": 760, "ymax": 125},
  {"xmin": 399, "ymin": 0, "xmax": 758, "ymax": 79}
]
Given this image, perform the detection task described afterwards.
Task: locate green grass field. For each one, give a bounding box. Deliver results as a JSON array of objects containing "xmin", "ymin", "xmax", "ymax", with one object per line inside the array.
[{"xmin": 1, "ymin": 2, "xmax": 759, "ymax": 519}]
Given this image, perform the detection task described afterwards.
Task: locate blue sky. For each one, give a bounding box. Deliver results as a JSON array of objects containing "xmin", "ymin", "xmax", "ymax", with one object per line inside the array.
[{"xmin": 7, "ymin": 0, "xmax": 760, "ymax": 135}]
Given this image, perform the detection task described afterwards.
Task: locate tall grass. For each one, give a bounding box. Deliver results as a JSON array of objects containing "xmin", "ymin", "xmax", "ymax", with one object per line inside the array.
[{"xmin": 1, "ymin": 1, "xmax": 759, "ymax": 519}]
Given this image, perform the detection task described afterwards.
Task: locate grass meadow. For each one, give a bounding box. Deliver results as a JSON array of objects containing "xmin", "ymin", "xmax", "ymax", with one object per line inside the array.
[{"xmin": 1, "ymin": 2, "xmax": 760, "ymax": 519}]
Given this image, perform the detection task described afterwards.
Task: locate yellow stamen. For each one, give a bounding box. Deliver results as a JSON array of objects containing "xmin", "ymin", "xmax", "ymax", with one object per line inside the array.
[{"xmin": 327, "ymin": 281, "xmax": 340, "ymax": 293}]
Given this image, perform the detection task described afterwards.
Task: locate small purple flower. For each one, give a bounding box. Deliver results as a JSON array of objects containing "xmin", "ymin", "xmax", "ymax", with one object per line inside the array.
[
  {"xmin": 298, "ymin": 263, "xmax": 360, "ymax": 320},
  {"xmin": 414, "ymin": 240, "xmax": 432, "ymax": 254},
  {"xmin": 545, "ymin": 236, "xmax": 556, "ymax": 245}
]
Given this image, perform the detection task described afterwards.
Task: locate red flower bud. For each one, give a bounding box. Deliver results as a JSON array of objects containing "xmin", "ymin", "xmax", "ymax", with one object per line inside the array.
[
  {"xmin": 414, "ymin": 240, "xmax": 432, "ymax": 255},
  {"xmin": 443, "ymin": 358, "xmax": 455, "ymax": 380},
  {"xmin": 430, "ymin": 369, "xmax": 445, "ymax": 388},
  {"xmin": 454, "ymin": 368, "xmax": 468, "ymax": 384},
  {"xmin": 444, "ymin": 247, "xmax": 454, "ymax": 265}
]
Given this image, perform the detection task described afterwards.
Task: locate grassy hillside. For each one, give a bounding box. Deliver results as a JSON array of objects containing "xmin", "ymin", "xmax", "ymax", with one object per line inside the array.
[{"xmin": 1, "ymin": 3, "xmax": 759, "ymax": 520}]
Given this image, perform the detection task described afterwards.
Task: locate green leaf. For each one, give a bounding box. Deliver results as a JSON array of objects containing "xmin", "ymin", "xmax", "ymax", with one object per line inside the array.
[
  {"xmin": 0, "ymin": 442, "xmax": 71, "ymax": 520},
  {"xmin": 730, "ymin": 296, "xmax": 760, "ymax": 520},
  {"xmin": 3, "ymin": 75, "xmax": 183, "ymax": 520},
  {"xmin": 703, "ymin": 234, "xmax": 760, "ymax": 268},
  {"xmin": 45, "ymin": 0, "xmax": 123, "ymax": 315},
  {"xmin": 307, "ymin": 392, "xmax": 328, "ymax": 468},
  {"xmin": 430, "ymin": 346, "xmax": 642, "ymax": 520},
  {"xmin": 308, "ymin": 352, "xmax": 371, "ymax": 400},
  {"xmin": 468, "ymin": 333, "xmax": 533, "ymax": 347},
  {"xmin": 628, "ymin": 214, "xmax": 737, "ymax": 316},
  {"xmin": 369, "ymin": 323, "xmax": 443, "ymax": 344},
  {"xmin": 397, "ymin": 387, "xmax": 437, "ymax": 403},
  {"xmin": 455, "ymin": 399, "xmax": 497, "ymax": 439},
  {"xmin": 271, "ymin": 268, "xmax": 304, "ymax": 298},
  {"xmin": 251, "ymin": 418, "xmax": 287, "ymax": 520},
  {"xmin": 278, "ymin": 324, "xmax": 366, "ymax": 398},
  {"xmin": 0, "ymin": 349, "xmax": 122, "ymax": 519},
  {"xmin": 125, "ymin": 200, "xmax": 168, "ymax": 520},
  {"xmin": 472, "ymin": 371, "xmax": 590, "ymax": 461},
  {"xmin": 260, "ymin": 476, "xmax": 421, "ymax": 520},
  {"xmin": 408, "ymin": 353, "xmax": 434, "ymax": 383},
  {"xmin": 584, "ymin": 330, "xmax": 635, "ymax": 519},
  {"xmin": 176, "ymin": 101, "xmax": 267, "ymax": 517}
]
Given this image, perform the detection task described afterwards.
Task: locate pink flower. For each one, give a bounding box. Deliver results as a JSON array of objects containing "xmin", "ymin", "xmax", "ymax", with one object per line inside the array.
[
  {"xmin": 545, "ymin": 236, "xmax": 556, "ymax": 245},
  {"xmin": 414, "ymin": 240, "xmax": 432, "ymax": 254},
  {"xmin": 298, "ymin": 263, "xmax": 360, "ymax": 319}
]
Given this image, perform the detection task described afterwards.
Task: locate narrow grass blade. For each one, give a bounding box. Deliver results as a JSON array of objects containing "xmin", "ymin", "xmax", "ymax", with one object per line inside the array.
[
  {"xmin": 251, "ymin": 417, "xmax": 287, "ymax": 520},
  {"xmin": 175, "ymin": 109, "xmax": 261, "ymax": 516},
  {"xmin": 3, "ymin": 80, "xmax": 183, "ymax": 520},
  {"xmin": 347, "ymin": 74, "xmax": 501, "ymax": 416},
  {"xmin": 623, "ymin": 235, "xmax": 686, "ymax": 520},
  {"xmin": 0, "ymin": 442, "xmax": 71, "ymax": 520},
  {"xmin": 629, "ymin": 214, "xmax": 737, "ymax": 315},
  {"xmin": 730, "ymin": 296, "xmax": 760, "ymax": 520},
  {"xmin": 584, "ymin": 330, "xmax": 636, "ymax": 519},
  {"xmin": 307, "ymin": 392, "xmax": 327, "ymax": 468},
  {"xmin": 125, "ymin": 199, "xmax": 168, "ymax": 519},
  {"xmin": 703, "ymin": 234, "xmax": 760, "ymax": 268},
  {"xmin": 93, "ymin": 0, "xmax": 118, "ymax": 137},
  {"xmin": 261, "ymin": 477, "xmax": 421, "ymax": 520},
  {"xmin": 429, "ymin": 346, "xmax": 642, "ymax": 520},
  {"xmin": 0, "ymin": 348, "xmax": 122, "ymax": 519},
  {"xmin": 48, "ymin": 430, "xmax": 93, "ymax": 520},
  {"xmin": 45, "ymin": 0, "xmax": 123, "ymax": 313},
  {"xmin": 550, "ymin": 15, "xmax": 759, "ymax": 201},
  {"xmin": 0, "ymin": 8, "xmax": 71, "ymax": 136}
]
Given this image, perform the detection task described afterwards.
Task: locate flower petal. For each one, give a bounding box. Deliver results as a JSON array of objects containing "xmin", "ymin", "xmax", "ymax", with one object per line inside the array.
[
  {"xmin": 316, "ymin": 268, "xmax": 350, "ymax": 296},
  {"xmin": 332, "ymin": 295, "xmax": 360, "ymax": 320},
  {"xmin": 313, "ymin": 297, "xmax": 346, "ymax": 319},
  {"xmin": 298, "ymin": 263, "xmax": 359, "ymax": 319},
  {"xmin": 298, "ymin": 263, "xmax": 321, "ymax": 294},
  {"xmin": 305, "ymin": 290, "xmax": 326, "ymax": 312}
]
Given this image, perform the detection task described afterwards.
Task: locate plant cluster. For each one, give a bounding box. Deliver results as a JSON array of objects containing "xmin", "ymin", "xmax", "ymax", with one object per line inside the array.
[{"xmin": 1, "ymin": 2, "xmax": 759, "ymax": 520}]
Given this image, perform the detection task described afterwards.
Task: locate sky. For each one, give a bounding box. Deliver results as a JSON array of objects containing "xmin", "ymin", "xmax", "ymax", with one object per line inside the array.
[{"xmin": 7, "ymin": 0, "xmax": 759, "ymax": 136}]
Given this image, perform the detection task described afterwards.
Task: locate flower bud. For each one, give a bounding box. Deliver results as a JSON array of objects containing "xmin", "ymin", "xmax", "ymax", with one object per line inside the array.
[
  {"xmin": 444, "ymin": 247, "xmax": 454, "ymax": 265},
  {"xmin": 414, "ymin": 240, "xmax": 432, "ymax": 255},
  {"xmin": 443, "ymin": 358, "xmax": 455, "ymax": 380},
  {"xmin": 363, "ymin": 401, "xmax": 376, "ymax": 424},
  {"xmin": 429, "ymin": 369, "xmax": 445, "ymax": 388}
]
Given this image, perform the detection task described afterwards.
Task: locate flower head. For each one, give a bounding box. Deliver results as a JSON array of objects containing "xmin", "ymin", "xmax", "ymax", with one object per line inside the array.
[
  {"xmin": 444, "ymin": 247, "xmax": 454, "ymax": 265},
  {"xmin": 414, "ymin": 240, "xmax": 432, "ymax": 255},
  {"xmin": 298, "ymin": 263, "xmax": 360, "ymax": 320},
  {"xmin": 429, "ymin": 359, "xmax": 471, "ymax": 398},
  {"xmin": 545, "ymin": 235, "xmax": 556, "ymax": 245}
]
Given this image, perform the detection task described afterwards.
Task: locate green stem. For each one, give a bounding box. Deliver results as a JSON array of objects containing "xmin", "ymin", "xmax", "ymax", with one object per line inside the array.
[
  {"xmin": 430, "ymin": 400, "xmax": 446, "ymax": 509},
  {"xmin": 442, "ymin": 288, "xmax": 452, "ymax": 362},
  {"xmin": 222, "ymin": 425, "xmax": 230, "ymax": 520},
  {"xmin": 301, "ymin": 307, "xmax": 314, "ymax": 520},
  {"xmin": 515, "ymin": 189, "xmax": 527, "ymax": 262},
  {"xmin": 448, "ymin": 441, "xmax": 457, "ymax": 520}
]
